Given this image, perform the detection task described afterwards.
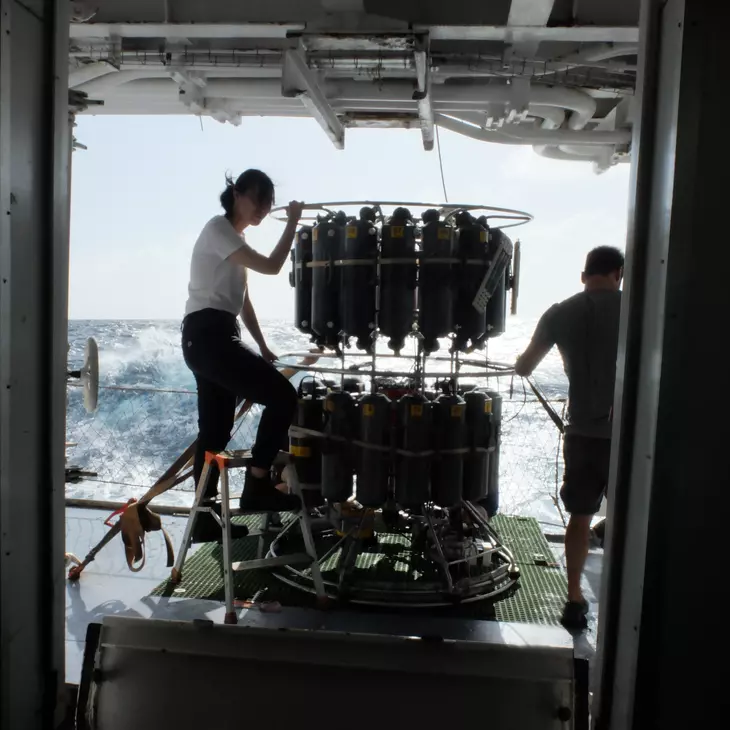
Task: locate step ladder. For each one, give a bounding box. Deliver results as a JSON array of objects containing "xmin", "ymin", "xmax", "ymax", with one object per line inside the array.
[{"xmin": 170, "ymin": 449, "xmax": 326, "ymax": 624}]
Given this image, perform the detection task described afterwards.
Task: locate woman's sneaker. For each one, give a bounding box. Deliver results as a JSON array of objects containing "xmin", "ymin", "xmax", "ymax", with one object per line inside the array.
[{"xmin": 239, "ymin": 469, "xmax": 301, "ymax": 513}]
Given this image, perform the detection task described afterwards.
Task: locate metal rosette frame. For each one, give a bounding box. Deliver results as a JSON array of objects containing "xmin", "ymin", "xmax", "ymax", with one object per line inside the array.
[{"xmin": 266, "ymin": 350, "xmax": 522, "ymax": 608}]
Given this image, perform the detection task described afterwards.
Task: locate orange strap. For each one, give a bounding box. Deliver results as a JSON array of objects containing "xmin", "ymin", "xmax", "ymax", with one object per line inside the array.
[{"xmin": 104, "ymin": 498, "xmax": 137, "ymax": 527}]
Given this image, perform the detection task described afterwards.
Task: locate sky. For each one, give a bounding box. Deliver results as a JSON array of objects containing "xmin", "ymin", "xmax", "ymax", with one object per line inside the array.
[{"xmin": 69, "ymin": 115, "xmax": 631, "ymax": 321}]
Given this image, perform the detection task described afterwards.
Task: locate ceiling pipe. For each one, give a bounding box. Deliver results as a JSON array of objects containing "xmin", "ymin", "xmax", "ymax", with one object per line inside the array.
[
  {"xmin": 71, "ymin": 51, "xmax": 635, "ymax": 85},
  {"xmin": 560, "ymin": 43, "xmax": 639, "ymax": 63},
  {"xmin": 71, "ymin": 68, "xmax": 286, "ymax": 97},
  {"xmin": 72, "ymin": 69, "xmax": 175, "ymax": 94},
  {"xmin": 437, "ymin": 112, "xmax": 628, "ymax": 172},
  {"xmin": 76, "ymin": 77, "xmax": 611, "ymax": 145},
  {"xmin": 74, "ymin": 72, "xmax": 600, "ymax": 130},
  {"xmin": 527, "ymin": 105, "xmax": 565, "ymax": 129},
  {"xmin": 442, "ymin": 105, "xmax": 565, "ymax": 130},
  {"xmin": 532, "ymin": 144, "xmax": 628, "ymax": 171},
  {"xmin": 557, "ymin": 144, "xmax": 609, "ymax": 157},
  {"xmin": 532, "ymin": 145, "xmax": 584, "ymax": 161},
  {"xmin": 68, "ymin": 61, "xmax": 119, "ymax": 89},
  {"xmin": 326, "ymin": 80, "xmax": 598, "ymax": 128},
  {"xmin": 532, "ymin": 43, "xmax": 639, "ymax": 77},
  {"xmin": 434, "ymin": 113, "xmax": 629, "ymax": 146},
  {"xmin": 86, "ymin": 83, "xmax": 589, "ymax": 124},
  {"xmin": 83, "ymin": 105, "xmax": 310, "ymax": 117}
]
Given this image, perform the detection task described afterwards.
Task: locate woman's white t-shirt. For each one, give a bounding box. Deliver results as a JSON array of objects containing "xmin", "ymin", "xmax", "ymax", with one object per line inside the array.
[{"xmin": 185, "ymin": 215, "xmax": 248, "ymax": 317}]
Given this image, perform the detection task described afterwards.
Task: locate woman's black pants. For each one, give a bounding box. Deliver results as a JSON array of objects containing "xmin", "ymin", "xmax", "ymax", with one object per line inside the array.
[{"xmin": 182, "ymin": 308, "xmax": 297, "ymax": 498}]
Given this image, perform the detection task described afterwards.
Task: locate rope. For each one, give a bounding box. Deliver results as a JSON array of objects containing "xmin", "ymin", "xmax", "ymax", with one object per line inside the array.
[
  {"xmin": 525, "ymin": 376, "xmax": 566, "ymax": 434},
  {"xmin": 85, "ymin": 467, "xmax": 194, "ymax": 493},
  {"xmin": 503, "ymin": 377, "xmax": 528, "ymax": 424},
  {"xmin": 435, "ymin": 123, "xmax": 449, "ymax": 202},
  {"xmin": 552, "ymin": 401, "xmax": 568, "ymax": 528}
]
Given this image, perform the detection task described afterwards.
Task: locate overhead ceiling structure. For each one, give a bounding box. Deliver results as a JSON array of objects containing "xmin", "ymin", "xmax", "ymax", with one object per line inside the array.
[{"xmin": 69, "ymin": 0, "xmax": 640, "ymax": 172}]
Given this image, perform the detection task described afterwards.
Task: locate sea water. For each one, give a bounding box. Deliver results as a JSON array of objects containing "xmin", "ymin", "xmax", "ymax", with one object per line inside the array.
[{"xmin": 66, "ymin": 318, "xmax": 568, "ymax": 527}]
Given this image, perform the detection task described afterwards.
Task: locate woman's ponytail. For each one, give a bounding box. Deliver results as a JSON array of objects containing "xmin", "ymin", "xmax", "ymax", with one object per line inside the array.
[{"xmin": 220, "ymin": 174, "xmax": 235, "ymax": 218}]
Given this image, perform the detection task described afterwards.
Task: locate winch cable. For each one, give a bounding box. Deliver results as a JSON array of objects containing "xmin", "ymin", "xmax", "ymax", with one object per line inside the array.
[
  {"xmin": 552, "ymin": 402, "xmax": 568, "ymax": 528},
  {"xmin": 525, "ymin": 376, "xmax": 565, "ymax": 434},
  {"xmin": 435, "ymin": 124, "xmax": 449, "ymax": 203},
  {"xmin": 524, "ymin": 375, "xmax": 568, "ymax": 527}
]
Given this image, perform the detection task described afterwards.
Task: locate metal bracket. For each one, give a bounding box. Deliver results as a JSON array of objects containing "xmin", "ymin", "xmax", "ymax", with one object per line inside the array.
[
  {"xmin": 69, "ymin": 89, "xmax": 91, "ymax": 115},
  {"xmin": 472, "ymin": 237, "xmax": 514, "ymax": 314},
  {"xmin": 282, "ymin": 41, "xmax": 345, "ymax": 149},
  {"xmin": 504, "ymin": 0, "xmax": 558, "ymax": 59},
  {"xmin": 173, "ymin": 70, "xmax": 242, "ymax": 127},
  {"xmin": 413, "ymin": 35, "xmax": 434, "ymax": 151},
  {"xmin": 69, "ymin": 89, "xmax": 103, "ymax": 149}
]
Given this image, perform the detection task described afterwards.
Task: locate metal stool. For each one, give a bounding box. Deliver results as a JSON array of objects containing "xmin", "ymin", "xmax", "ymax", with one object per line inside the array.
[{"xmin": 170, "ymin": 449, "xmax": 326, "ymax": 624}]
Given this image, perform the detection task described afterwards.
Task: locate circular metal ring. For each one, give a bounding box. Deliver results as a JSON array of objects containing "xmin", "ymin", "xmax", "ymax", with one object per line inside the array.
[{"xmin": 271, "ymin": 200, "xmax": 533, "ymax": 229}]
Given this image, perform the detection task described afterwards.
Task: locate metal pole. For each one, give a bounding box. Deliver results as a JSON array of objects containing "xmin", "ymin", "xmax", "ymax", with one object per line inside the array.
[
  {"xmin": 0, "ymin": 1, "xmax": 71, "ymax": 726},
  {"xmin": 595, "ymin": 1, "xmax": 729, "ymax": 727}
]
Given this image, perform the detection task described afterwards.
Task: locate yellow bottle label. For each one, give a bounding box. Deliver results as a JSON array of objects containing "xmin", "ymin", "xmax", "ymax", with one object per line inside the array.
[
  {"xmin": 312, "ymin": 229, "xmax": 319, "ymax": 241},
  {"xmin": 363, "ymin": 403, "xmax": 375, "ymax": 416},
  {"xmin": 450, "ymin": 405, "xmax": 464, "ymax": 418},
  {"xmin": 410, "ymin": 404, "xmax": 423, "ymax": 417},
  {"xmin": 437, "ymin": 228, "xmax": 451, "ymax": 240},
  {"xmin": 484, "ymin": 400, "xmax": 492, "ymax": 414},
  {"xmin": 346, "ymin": 226, "xmax": 357, "ymax": 239},
  {"xmin": 391, "ymin": 226, "xmax": 405, "ymax": 238},
  {"xmin": 480, "ymin": 230, "xmax": 487, "ymax": 243},
  {"xmin": 290, "ymin": 444, "xmax": 311, "ymax": 458}
]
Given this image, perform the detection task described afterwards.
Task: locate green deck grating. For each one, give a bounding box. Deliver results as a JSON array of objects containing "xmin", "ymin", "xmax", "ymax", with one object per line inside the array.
[{"xmin": 151, "ymin": 514, "xmax": 567, "ymax": 626}]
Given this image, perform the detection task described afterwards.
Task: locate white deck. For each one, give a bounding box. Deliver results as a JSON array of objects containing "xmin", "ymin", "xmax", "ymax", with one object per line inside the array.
[{"xmin": 65, "ymin": 506, "xmax": 603, "ymax": 686}]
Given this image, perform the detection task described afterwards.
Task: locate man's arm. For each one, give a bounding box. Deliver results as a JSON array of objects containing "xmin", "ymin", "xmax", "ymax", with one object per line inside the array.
[
  {"xmin": 514, "ymin": 306, "xmax": 557, "ymax": 377},
  {"xmin": 515, "ymin": 341, "xmax": 553, "ymax": 377},
  {"xmin": 241, "ymin": 290, "xmax": 275, "ymax": 361}
]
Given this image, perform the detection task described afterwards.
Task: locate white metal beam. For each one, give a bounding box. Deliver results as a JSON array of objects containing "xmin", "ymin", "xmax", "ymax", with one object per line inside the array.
[
  {"xmin": 1, "ymin": 0, "xmax": 71, "ymax": 726},
  {"xmin": 507, "ymin": 0, "xmax": 556, "ymax": 26},
  {"xmin": 413, "ymin": 39, "xmax": 433, "ymax": 151},
  {"xmin": 282, "ymin": 43, "xmax": 345, "ymax": 149},
  {"xmin": 506, "ymin": 0, "xmax": 556, "ymax": 57},
  {"xmin": 68, "ymin": 60, "xmax": 119, "ymax": 89},
  {"xmin": 69, "ymin": 22, "xmax": 304, "ymax": 39},
  {"xmin": 69, "ymin": 22, "xmax": 640, "ymax": 44}
]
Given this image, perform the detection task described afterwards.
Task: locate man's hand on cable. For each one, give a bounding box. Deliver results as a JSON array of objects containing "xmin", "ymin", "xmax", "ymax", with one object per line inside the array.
[
  {"xmin": 259, "ymin": 344, "xmax": 278, "ymax": 364},
  {"xmin": 286, "ymin": 200, "xmax": 304, "ymax": 223}
]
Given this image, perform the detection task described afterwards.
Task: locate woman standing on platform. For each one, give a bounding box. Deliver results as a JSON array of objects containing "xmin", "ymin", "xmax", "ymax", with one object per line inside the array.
[{"xmin": 181, "ymin": 169, "xmax": 304, "ymax": 542}]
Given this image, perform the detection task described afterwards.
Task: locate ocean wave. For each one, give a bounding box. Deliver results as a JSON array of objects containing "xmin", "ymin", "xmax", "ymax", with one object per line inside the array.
[{"xmin": 66, "ymin": 319, "xmax": 568, "ymax": 523}]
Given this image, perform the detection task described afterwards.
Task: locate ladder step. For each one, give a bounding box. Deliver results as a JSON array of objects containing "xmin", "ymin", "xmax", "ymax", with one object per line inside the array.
[
  {"xmin": 232, "ymin": 553, "xmax": 312, "ymax": 572},
  {"xmin": 214, "ymin": 450, "xmax": 290, "ymax": 471}
]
